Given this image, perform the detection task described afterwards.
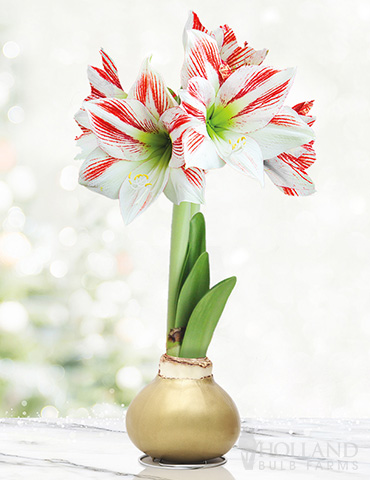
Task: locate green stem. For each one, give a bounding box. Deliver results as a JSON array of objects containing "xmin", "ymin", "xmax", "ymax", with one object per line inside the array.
[
  {"xmin": 166, "ymin": 202, "xmax": 191, "ymax": 346},
  {"xmin": 190, "ymin": 203, "xmax": 200, "ymax": 217}
]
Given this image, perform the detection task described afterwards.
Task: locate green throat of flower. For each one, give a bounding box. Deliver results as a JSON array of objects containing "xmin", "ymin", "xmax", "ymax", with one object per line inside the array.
[
  {"xmin": 128, "ymin": 132, "xmax": 172, "ymax": 191},
  {"xmin": 150, "ymin": 131, "xmax": 172, "ymax": 166},
  {"xmin": 206, "ymin": 104, "xmax": 229, "ymax": 141}
]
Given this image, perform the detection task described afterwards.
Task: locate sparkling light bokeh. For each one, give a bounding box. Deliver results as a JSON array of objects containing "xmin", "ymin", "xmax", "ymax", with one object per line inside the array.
[{"xmin": 0, "ymin": 0, "xmax": 369, "ymax": 418}]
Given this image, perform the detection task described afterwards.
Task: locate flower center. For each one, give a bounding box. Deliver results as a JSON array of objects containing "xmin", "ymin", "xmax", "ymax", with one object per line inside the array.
[
  {"xmin": 128, "ymin": 131, "xmax": 172, "ymax": 190},
  {"xmin": 206, "ymin": 104, "xmax": 229, "ymax": 140},
  {"xmin": 150, "ymin": 132, "xmax": 172, "ymax": 171}
]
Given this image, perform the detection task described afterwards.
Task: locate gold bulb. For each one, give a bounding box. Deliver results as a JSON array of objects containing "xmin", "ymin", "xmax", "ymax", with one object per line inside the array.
[{"xmin": 126, "ymin": 355, "xmax": 240, "ymax": 463}]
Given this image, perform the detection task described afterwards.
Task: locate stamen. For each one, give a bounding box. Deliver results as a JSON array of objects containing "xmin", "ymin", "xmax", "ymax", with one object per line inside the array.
[
  {"xmin": 134, "ymin": 173, "xmax": 149, "ymax": 181},
  {"xmin": 230, "ymin": 136, "xmax": 247, "ymax": 152},
  {"xmin": 128, "ymin": 172, "xmax": 152, "ymax": 189}
]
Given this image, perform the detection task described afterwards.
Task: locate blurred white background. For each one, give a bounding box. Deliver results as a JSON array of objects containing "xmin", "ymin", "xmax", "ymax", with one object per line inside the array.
[{"xmin": 0, "ymin": 0, "xmax": 369, "ymax": 418}]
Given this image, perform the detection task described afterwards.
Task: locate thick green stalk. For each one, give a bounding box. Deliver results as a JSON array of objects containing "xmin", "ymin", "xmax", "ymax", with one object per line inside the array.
[
  {"xmin": 166, "ymin": 202, "xmax": 191, "ymax": 351},
  {"xmin": 190, "ymin": 203, "xmax": 200, "ymax": 217}
]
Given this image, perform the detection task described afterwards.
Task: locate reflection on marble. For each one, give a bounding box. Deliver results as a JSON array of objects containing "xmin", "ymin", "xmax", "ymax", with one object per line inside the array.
[{"xmin": 0, "ymin": 417, "xmax": 369, "ymax": 479}]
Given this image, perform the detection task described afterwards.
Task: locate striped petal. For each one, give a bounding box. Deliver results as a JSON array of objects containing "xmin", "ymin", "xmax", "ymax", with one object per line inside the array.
[
  {"xmin": 74, "ymin": 108, "xmax": 90, "ymax": 130},
  {"xmin": 161, "ymin": 106, "xmax": 199, "ymax": 168},
  {"xmin": 182, "ymin": 127, "xmax": 224, "ymax": 170},
  {"xmin": 87, "ymin": 49, "xmax": 126, "ymax": 100},
  {"xmin": 264, "ymin": 154, "xmax": 315, "ymax": 196},
  {"xmin": 214, "ymin": 65, "xmax": 296, "ymax": 133},
  {"xmin": 215, "ymin": 24, "xmax": 268, "ymax": 69},
  {"xmin": 79, "ymin": 148, "xmax": 138, "ymax": 199},
  {"xmin": 84, "ymin": 98, "xmax": 160, "ymax": 161},
  {"xmin": 184, "ymin": 12, "xmax": 267, "ymax": 70},
  {"xmin": 293, "ymin": 100, "xmax": 314, "ymax": 117},
  {"xmin": 178, "ymin": 90, "xmax": 207, "ymax": 123},
  {"xmin": 164, "ymin": 166, "xmax": 205, "ymax": 205},
  {"xmin": 288, "ymin": 140, "xmax": 316, "ymax": 170},
  {"xmin": 164, "ymin": 84, "xmax": 224, "ymax": 170},
  {"xmin": 75, "ymin": 131, "xmax": 99, "ymax": 160},
  {"xmin": 119, "ymin": 157, "xmax": 170, "ymax": 224},
  {"xmin": 248, "ymin": 107, "xmax": 315, "ymax": 159},
  {"xmin": 129, "ymin": 58, "xmax": 177, "ymax": 120},
  {"xmin": 183, "ymin": 11, "xmax": 212, "ymax": 45},
  {"xmin": 179, "ymin": 77, "xmax": 216, "ymax": 122},
  {"xmin": 179, "ymin": 77, "xmax": 216, "ymax": 121},
  {"xmin": 181, "ymin": 30, "xmax": 222, "ymax": 90},
  {"xmin": 212, "ymin": 133, "xmax": 264, "ymax": 183},
  {"xmin": 293, "ymin": 100, "xmax": 316, "ymax": 127}
]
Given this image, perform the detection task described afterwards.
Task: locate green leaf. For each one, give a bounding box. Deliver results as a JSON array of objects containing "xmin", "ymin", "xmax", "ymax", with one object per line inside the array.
[
  {"xmin": 179, "ymin": 276, "xmax": 237, "ymax": 358},
  {"xmin": 175, "ymin": 252, "xmax": 210, "ymax": 330},
  {"xmin": 179, "ymin": 212, "xmax": 206, "ymax": 291}
]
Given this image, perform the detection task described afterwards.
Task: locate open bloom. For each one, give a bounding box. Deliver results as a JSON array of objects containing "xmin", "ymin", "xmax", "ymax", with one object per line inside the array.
[
  {"xmin": 183, "ymin": 11, "xmax": 267, "ymax": 79},
  {"xmin": 178, "ymin": 31, "xmax": 314, "ymax": 184},
  {"xmin": 75, "ymin": 49, "xmax": 126, "ymax": 160},
  {"xmin": 77, "ymin": 58, "xmax": 206, "ymax": 224}
]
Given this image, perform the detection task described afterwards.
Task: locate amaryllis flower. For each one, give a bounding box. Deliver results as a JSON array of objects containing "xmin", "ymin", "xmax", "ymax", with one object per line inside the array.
[
  {"xmin": 183, "ymin": 11, "xmax": 268, "ymax": 78},
  {"xmin": 178, "ymin": 31, "xmax": 314, "ymax": 183},
  {"xmin": 77, "ymin": 58, "xmax": 206, "ymax": 224},
  {"xmin": 75, "ymin": 49, "xmax": 126, "ymax": 160},
  {"xmin": 264, "ymin": 100, "xmax": 316, "ymax": 195}
]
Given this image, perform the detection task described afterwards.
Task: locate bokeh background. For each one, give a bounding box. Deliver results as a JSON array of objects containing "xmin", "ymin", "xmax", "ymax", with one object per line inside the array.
[{"xmin": 0, "ymin": 0, "xmax": 369, "ymax": 419}]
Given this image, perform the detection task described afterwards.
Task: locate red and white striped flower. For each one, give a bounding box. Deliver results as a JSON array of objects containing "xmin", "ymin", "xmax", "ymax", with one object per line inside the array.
[
  {"xmin": 182, "ymin": 11, "xmax": 268, "ymax": 86},
  {"xmin": 75, "ymin": 49, "xmax": 126, "ymax": 160},
  {"xmin": 178, "ymin": 31, "xmax": 314, "ymax": 184},
  {"xmin": 77, "ymin": 57, "xmax": 206, "ymax": 224},
  {"xmin": 264, "ymin": 100, "xmax": 316, "ymax": 196}
]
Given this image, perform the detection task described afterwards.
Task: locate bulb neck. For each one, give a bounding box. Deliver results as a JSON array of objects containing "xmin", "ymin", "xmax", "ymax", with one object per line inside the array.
[{"xmin": 158, "ymin": 353, "xmax": 213, "ymax": 379}]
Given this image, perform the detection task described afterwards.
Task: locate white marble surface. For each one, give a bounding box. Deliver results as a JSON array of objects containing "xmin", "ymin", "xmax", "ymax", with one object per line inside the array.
[{"xmin": 0, "ymin": 418, "xmax": 369, "ymax": 479}]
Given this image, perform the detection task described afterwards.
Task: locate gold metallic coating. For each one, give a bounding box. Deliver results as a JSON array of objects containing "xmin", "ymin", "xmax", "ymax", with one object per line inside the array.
[{"xmin": 126, "ymin": 356, "xmax": 240, "ymax": 463}]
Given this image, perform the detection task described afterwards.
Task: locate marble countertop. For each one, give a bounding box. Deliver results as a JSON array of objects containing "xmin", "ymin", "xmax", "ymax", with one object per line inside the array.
[{"xmin": 0, "ymin": 417, "xmax": 369, "ymax": 479}]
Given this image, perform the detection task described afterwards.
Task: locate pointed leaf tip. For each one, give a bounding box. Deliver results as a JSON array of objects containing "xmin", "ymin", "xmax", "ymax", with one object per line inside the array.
[{"xmin": 179, "ymin": 275, "xmax": 237, "ymax": 358}]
